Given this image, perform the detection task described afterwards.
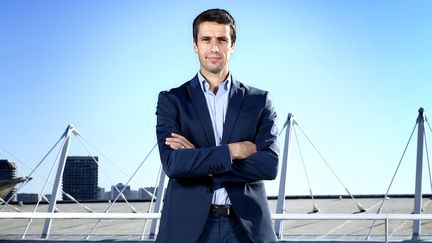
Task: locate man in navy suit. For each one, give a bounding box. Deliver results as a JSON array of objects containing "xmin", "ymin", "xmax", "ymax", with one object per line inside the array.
[{"xmin": 155, "ymin": 8, "xmax": 279, "ymax": 243}]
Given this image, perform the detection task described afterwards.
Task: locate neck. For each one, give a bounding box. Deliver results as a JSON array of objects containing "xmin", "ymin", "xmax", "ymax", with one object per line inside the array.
[{"xmin": 200, "ymin": 69, "xmax": 229, "ymax": 93}]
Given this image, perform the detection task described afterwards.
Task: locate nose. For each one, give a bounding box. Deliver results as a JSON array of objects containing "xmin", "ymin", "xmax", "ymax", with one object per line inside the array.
[{"xmin": 211, "ymin": 44, "xmax": 219, "ymax": 52}]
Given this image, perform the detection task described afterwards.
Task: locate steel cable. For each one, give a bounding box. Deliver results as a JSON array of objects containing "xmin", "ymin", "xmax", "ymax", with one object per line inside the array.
[
  {"xmin": 366, "ymin": 122, "xmax": 418, "ymax": 240},
  {"xmin": 86, "ymin": 142, "xmax": 158, "ymax": 239},
  {"xmin": 295, "ymin": 124, "xmax": 365, "ymax": 212}
]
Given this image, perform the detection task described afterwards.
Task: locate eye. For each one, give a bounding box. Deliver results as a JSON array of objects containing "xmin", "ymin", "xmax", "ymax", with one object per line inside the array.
[
  {"xmin": 218, "ymin": 37, "xmax": 228, "ymax": 43},
  {"xmin": 201, "ymin": 37, "xmax": 211, "ymax": 42}
]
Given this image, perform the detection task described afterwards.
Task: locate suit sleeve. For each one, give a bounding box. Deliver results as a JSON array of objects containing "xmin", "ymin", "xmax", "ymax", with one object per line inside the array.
[
  {"xmin": 156, "ymin": 91, "xmax": 233, "ymax": 179},
  {"xmin": 215, "ymin": 92, "xmax": 279, "ymax": 184}
]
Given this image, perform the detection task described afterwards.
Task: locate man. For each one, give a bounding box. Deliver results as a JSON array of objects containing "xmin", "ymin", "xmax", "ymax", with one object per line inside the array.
[{"xmin": 155, "ymin": 8, "xmax": 279, "ymax": 243}]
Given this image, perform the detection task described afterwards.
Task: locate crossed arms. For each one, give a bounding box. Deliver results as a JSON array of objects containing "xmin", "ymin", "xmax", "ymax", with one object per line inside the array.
[
  {"xmin": 156, "ymin": 90, "xmax": 279, "ymax": 183},
  {"xmin": 165, "ymin": 133, "xmax": 257, "ymax": 160}
]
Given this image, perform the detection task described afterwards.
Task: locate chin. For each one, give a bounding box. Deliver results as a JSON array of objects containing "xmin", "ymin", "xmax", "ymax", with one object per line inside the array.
[
  {"xmin": 209, "ymin": 68, "xmax": 225, "ymax": 74},
  {"xmin": 208, "ymin": 64, "xmax": 226, "ymax": 72}
]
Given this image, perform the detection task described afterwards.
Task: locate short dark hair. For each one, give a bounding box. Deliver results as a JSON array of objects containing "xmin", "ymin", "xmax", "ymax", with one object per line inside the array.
[{"xmin": 193, "ymin": 8, "xmax": 236, "ymax": 46}]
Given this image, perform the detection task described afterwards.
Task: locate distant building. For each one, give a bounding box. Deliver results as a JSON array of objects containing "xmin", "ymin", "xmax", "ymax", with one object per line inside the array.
[
  {"xmin": 62, "ymin": 156, "xmax": 98, "ymax": 201},
  {"xmin": 97, "ymin": 187, "xmax": 107, "ymax": 200},
  {"xmin": 99, "ymin": 185, "xmax": 157, "ymax": 201},
  {"xmin": 130, "ymin": 190, "xmax": 139, "ymax": 200},
  {"xmin": 17, "ymin": 193, "xmax": 39, "ymax": 203},
  {"xmin": 139, "ymin": 187, "xmax": 156, "ymax": 200},
  {"xmin": 0, "ymin": 160, "xmax": 18, "ymax": 202},
  {"xmin": 44, "ymin": 194, "xmax": 53, "ymax": 202},
  {"xmin": 111, "ymin": 183, "xmax": 130, "ymax": 201},
  {"xmin": 103, "ymin": 191, "xmax": 111, "ymax": 201}
]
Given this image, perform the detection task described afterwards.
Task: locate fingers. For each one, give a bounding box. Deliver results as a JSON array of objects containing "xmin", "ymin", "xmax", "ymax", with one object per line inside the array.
[
  {"xmin": 165, "ymin": 133, "xmax": 196, "ymax": 150},
  {"xmin": 242, "ymin": 141, "xmax": 257, "ymax": 154},
  {"xmin": 228, "ymin": 141, "xmax": 257, "ymax": 160}
]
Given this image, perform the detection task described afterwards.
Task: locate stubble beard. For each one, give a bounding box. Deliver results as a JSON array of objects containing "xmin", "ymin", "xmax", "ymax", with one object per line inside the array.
[{"xmin": 202, "ymin": 58, "xmax": 226, "ymax": 75}]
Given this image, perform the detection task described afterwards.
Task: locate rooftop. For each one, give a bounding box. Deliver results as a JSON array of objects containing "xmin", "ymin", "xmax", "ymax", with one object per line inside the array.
[{"xmin": 1, "ymin": 195, "xmax": 432, "ymax": 242}]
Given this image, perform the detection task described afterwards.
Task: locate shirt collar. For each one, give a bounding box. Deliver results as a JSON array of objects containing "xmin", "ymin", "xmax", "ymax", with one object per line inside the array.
[{"xmin": 198, "ymin": 72, "xmax": 231, "ymax": 93}]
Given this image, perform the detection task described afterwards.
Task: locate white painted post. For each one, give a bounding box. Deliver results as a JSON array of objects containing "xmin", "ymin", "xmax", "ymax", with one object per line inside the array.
[
  {"xmin": 274, "ymin": 113, "xmax": 295, "ymax": 239},
  {"xmin": 385, "ymin": 217, "xmax": 389, "ymax": 243},
  {"xmin": 148, "ymin": 169, "xmax": 166, "ymax": 239},
  {"xmin": 412, "ymin": 108, "xmax": 425, "ymax": 240},
  {"xmin": 41, "ymin": 124, "xmax": 77, "ymax": 238}
]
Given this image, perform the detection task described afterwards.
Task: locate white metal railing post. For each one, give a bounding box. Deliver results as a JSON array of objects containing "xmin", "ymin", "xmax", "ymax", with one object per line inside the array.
[
  {"xmin": 385, "ymin": 217, "xmax": 389, "ymax": 243},
  {"xmin": 412, "ymin": 107, "xmax": 425, "ymax": 240},
  {"xmin": 274, "ymin": 113, "xmax": 295, "ymax": 239},
  {"xmin": 148, "ymin": 169, "xmax": 166, "ymax": 239},
  {"xmin": 41, "ymin": 124, "xmax": 76, "ymax": 238}
]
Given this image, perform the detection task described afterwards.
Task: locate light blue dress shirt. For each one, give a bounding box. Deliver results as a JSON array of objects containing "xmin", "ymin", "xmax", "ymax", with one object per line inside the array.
[{"xmin": 198, "ymin": 72, "xmax": 232, "ymax": 205}]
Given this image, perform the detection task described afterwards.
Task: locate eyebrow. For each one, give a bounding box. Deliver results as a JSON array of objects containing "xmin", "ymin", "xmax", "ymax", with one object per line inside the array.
[{"xmin": 199, "ymin": 35, "xmax": 229, "ymax": 41}]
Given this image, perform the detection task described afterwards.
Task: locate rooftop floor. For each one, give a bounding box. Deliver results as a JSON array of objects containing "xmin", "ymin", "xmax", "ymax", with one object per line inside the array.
[{"xmin": 1, "ymin": 195, "xmax": 432, "ymax": 242}]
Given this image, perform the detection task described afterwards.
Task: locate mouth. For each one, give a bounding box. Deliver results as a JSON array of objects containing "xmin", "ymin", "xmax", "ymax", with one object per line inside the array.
[{"xmin": 206, "ymin": 55, "xmax": 222, "ymax": 62}]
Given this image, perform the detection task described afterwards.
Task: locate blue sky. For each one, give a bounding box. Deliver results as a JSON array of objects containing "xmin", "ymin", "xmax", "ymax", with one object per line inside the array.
[{"xmin": 0, "ymin": 1, "xmax": 431, "ymax": 197}]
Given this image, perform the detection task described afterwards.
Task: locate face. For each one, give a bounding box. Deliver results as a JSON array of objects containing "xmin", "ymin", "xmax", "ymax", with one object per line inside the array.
[{"xmin": 193, "ymin": 22, "xmax": 235, "ymax": 76}]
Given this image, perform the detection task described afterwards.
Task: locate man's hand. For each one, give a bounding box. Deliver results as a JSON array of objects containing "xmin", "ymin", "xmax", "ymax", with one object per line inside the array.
[
  {"xmin": 165, "ymin": 133, "xmax": 196, "ymax": 150},
  {"xmin": 228, "ymin": 141, "xmax": 257, "ymax": 160}
]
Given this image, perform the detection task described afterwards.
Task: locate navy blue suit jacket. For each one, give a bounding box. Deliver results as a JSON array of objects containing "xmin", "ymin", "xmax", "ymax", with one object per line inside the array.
[{"xmin": 155, "ymin": 75, "xmax": 279, "ymax": 243}]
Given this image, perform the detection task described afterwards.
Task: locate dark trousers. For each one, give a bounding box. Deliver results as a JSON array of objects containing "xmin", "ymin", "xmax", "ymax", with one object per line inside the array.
[{"xmin": 196, "ymin": 214, "xmax": 252, "ymax": 243}]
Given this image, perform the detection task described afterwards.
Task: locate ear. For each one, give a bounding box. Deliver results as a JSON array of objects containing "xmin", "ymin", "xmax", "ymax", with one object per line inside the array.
[
  {"xmin": 230, "ymin": 42, "xmax": 236, "ymax": 53},
  {"xmin": 193, "ymin": 41, "xmax": 198, "ymax": 54}
]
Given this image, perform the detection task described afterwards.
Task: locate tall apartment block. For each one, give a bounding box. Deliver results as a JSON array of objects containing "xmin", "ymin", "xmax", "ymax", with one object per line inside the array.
[{"xmin": 62, "ymin": 156, "xmax": 98, "ymax": 201}]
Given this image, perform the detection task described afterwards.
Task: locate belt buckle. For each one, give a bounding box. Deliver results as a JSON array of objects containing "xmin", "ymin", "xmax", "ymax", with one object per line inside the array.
[
  {"xmin": 211, "ymin": 205, "xmax": 231, "ymax": 217},
  {"xmin": 211, "ymin": 205, "xmax": 218, "ymax": 216},
  {"xmin": 224, "ymin": 205, "xmax": 230, "ymax": 216}
]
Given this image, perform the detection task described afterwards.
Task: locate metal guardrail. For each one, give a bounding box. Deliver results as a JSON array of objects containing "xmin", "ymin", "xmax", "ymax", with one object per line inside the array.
[
  {"xmin": 0, "ymin": 212, "xmax": 161, "ymax": 219},
  {"xmin": 1, "ymin": 212, "xmax": 432, "ymax": 220},
  {"xmin": 1, "ymin": 212, "xmax": 432, "ymax": 242}
]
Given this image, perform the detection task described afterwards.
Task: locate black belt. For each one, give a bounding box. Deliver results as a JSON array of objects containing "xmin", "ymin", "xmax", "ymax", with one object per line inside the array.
[{"xmin": 210, "ymin": 205, "xmax": 233, "ymax": 217}]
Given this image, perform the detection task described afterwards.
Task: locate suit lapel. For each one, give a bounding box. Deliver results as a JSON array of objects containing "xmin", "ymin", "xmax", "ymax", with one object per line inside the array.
[
  {"xmin": 186, "ymin": 75, "xmax": 216, "ymax": 147},
  {"xmin": 222, "ymin": 78, "xmax": 245, "ymax": 144}
]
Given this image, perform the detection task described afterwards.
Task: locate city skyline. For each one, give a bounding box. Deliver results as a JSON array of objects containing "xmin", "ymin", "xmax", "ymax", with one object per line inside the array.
[
  {"xmin": 10, "ymin": 183, "xmax": 157, "ymax": 203},
  {"xmin": 1, "ymin": 1, "xmax": 431, "ymax": 197},
  {"xmin": 0, "ymin": 157, "xmax": 157, "ymax": 202}
]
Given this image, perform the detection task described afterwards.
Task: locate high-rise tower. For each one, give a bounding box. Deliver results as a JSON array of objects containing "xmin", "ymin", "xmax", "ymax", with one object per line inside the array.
[{"xmin": 62, "ymin": 156, "xmax": 98, "ymax": 201}]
